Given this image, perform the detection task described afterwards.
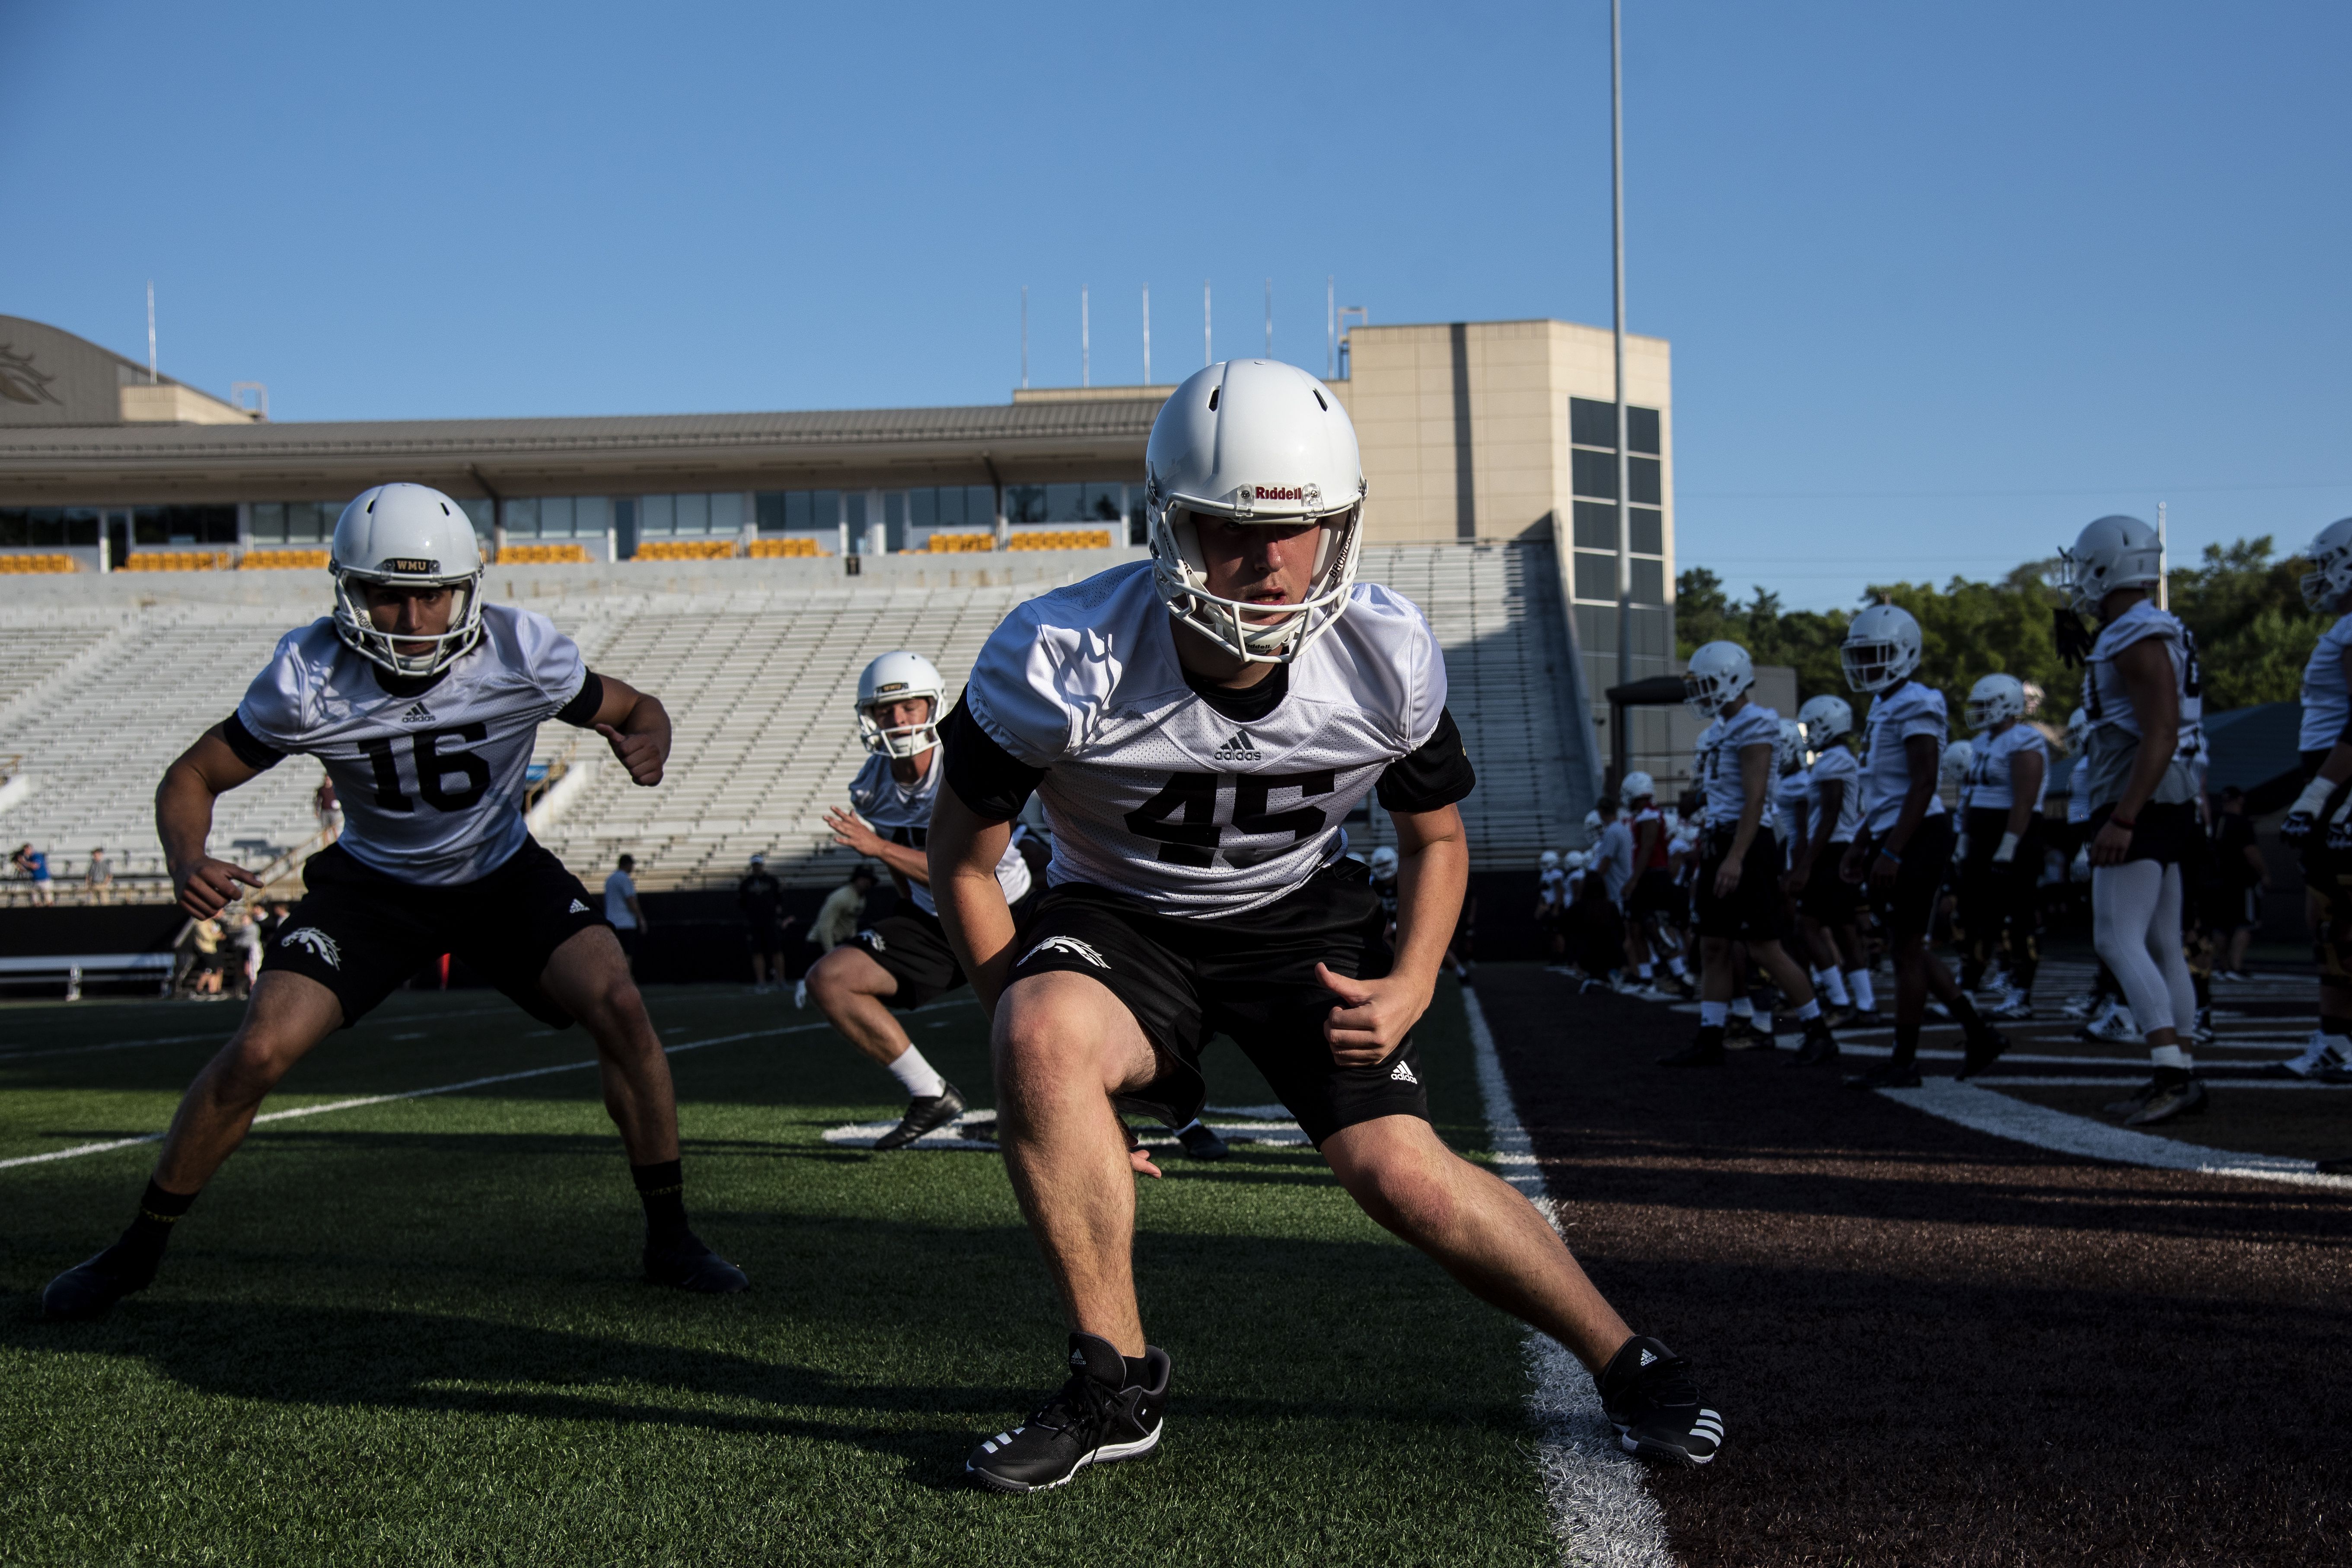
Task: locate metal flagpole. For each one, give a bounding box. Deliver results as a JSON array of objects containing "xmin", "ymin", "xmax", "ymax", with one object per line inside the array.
[
  {"xmin": 2157, "ymin": 501, "xmax": 2168, "ymax": 610},
  {"xmin": 1611, "ymin": 0, "xmax": 1632, "ymax": 788},
  {"xmin": 1142, "ymin": 285, "xmax": 1151, "ymax": 385}
]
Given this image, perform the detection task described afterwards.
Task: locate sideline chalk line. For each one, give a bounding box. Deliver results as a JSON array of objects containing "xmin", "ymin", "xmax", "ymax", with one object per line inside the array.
[{"xmin": 1466, "ymin": 989, "xmax": 1678, "ymax": 1568}]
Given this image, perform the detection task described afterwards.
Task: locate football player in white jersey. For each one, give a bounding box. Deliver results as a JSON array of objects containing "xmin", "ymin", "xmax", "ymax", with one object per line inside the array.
[
  {"xmin": 1956, "ymin": 675, "xmax": 2049, "ymax": 1018},
  {"xmin": 1837, "ymin": 604, "xmax": 2011, "ymax": 1089},
  {"xmin": 1785, "ymin": 695, "xmax": 1872, "ymax": 1021},
  {"xmin": 41, "ymin": 484, "xmax": 746, "ymax": 1322},
  {"xmin": 1657, "ymin": 642, "xmax": 1840, "ymax": 1067},
  {"xmin": 2056, "ymin": 516, "xmax": 2210, "ymax": 1122},
  {"xmin": 2270, "ymin": 517, "xmax": 2352, "ymax": 1080},
  {"xmin": 927, "ymin": 360, "xmax": 1721, "ymax": 1491},
  {"xmin": 804, "ymin": 651, "xmax": 1038, "ymax": 1149}
]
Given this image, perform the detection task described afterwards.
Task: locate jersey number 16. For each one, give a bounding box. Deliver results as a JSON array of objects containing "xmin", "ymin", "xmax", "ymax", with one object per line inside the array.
[{"xmin": 355, "ymin": 724, "xmax": 491, "ymax": 813}]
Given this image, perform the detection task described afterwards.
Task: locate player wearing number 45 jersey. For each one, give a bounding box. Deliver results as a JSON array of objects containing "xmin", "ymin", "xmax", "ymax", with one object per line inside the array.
[
  {"xmin": 930, "ymin": 359, "xmax": 1722, "ymax": 1493},
  {"xmin": 39, "ymin": 483, "xmax": 746, "ymax": 1323}
]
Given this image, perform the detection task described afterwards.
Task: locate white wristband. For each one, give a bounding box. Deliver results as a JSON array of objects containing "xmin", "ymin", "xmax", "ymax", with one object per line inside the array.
[
  {"xmin": 1993, "ymin": 831, "xmax": 2021, "ymax": 863},
  {"xmin": 2291, "ymin": 775, "xmax": 2337, "ymax": 817}
]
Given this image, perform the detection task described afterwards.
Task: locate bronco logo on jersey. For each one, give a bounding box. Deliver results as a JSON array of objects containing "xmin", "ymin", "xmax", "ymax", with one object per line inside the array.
[{"xmin": 280, "ymin": 927, "xmax": 343, "ymax": 969}]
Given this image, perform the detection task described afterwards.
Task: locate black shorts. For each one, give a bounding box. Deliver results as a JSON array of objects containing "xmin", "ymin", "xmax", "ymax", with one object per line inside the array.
[
  {"xmin": 1004, "ymin": 859, "xmax": 1425, "ymax": 1147},
  {"xmin": 260, "ymin": 838, "xmax": 609, "ymax": 1029},
  {"xmin": 1694, "ymin": 829, "xmax": 1790, "ymax": 942},
  {"xmin": 745, "ymin": 920, "xmax": 786, "ymax": 959},
  {"xmin": 2086, "ymin": 801, "xmax": 2200, "ymax": 867},
  {"xmin": 1629, "ymin": 869, "xmax": 1683, "ymax": 922},
  {"xmin": 851, "ymin": 892, "xmax": 1041, "ymax": 1009},
  {"xmin": 1798, "ymin": 846, "xmax": 1860, "ymax": 924},
  {"xmin": 1867, "ymin": 813, "xmax": 1956, "ymax": 940}
]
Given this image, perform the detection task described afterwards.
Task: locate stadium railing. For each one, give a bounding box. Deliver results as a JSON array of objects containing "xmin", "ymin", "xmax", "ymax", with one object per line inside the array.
[{"xmin": 0, "ymin": 951, "xmax": 173, "ymax": 1000}]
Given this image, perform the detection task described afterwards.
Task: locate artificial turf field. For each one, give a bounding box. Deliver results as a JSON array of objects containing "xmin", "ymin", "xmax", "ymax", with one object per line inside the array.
[{"xmin": 0, "ymin": 977, "xmax": 1565, "ymax": 1568}]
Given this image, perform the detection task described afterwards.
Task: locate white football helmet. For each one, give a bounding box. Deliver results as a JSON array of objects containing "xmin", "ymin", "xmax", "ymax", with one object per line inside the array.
[
  {"xmin": 1621, "ymin": 770, "xmax": 1656, "ymax": 805},
  {"xmin": 1683, "ymin": 641, "xmax": 1756, "ymax": 717},
  {"xmin": 2057, "ymin": 514, "xmax": 2163, "ymax": 618},
  {"xmin": 1797, "ymin": 694, "xmax": 1853, "ymax": 751},
  {"xmin": 1966, "ymin": 673, "xmax": 2027, "ymax": 730},
  {"xmin": 1539, "ymin": 849, "xmax": 1561, "ymax": 871},
  {"xmin": 329, "ymin": 483, "xmax": 487, "ymax": 678},
  {"xmin": 1565, "ymin": 849, "xmax": 1588, "ymax": 871},
  {"xmin": 1776, "ymin": 719, "xmax": 1806, "ymax": 774},
  {"xmin": 2302, "ymin": 517, "xmax": 2352, "ymax": 613},
  {"xmin": 1144, "ymin": 359, "xmax": 1366, "ymax": 664},
  {"xmin": 1841, "ymin": 603, "xmax": 1923, "ymax": 694},
  {"xmin": 1369, "ymin": 845, "xmax": 1399, "ymax": 880},
  {"xmin": 855, "ymin": 651, "xmax": 945, "ymax": 759},
  {"xmin": 1582, "ymin": 808, "xmax": 1603, "ymax": 839},
  {"xmin": 1940, "ymin": 739, "xmax": 1975, "ymax": 787}
]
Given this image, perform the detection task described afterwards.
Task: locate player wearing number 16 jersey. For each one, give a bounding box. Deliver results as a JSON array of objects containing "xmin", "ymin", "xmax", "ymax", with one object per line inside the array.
[
  {"xmin": 40, "ymin": 482, "xmax": 745, "ymax": 1323},
  {"xmin": 928, "ymin": 358, "xmax": 1722, "ymax": 1493}
]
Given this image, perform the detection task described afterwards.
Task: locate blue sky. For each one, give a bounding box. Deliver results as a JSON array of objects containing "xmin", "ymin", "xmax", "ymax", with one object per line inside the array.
[{"xmin": 4, "ymin": 0, "xmax": 2346, "ymax": 609}]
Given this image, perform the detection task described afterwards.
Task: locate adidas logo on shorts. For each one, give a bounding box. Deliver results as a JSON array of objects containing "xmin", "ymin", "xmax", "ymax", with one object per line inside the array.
[
  {"xmin": 567, "ymin": 899, "xmax": 588, "ymax": 914},
  {"xmin": 1388, "ymin": 1058, "xmax": 1418, "ymax": 1084}
]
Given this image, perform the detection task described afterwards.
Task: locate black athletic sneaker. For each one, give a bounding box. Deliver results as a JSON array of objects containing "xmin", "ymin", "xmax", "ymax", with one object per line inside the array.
[
  {"xmin": 2123, "ymin": 1075, "xmax": 2208, "ymax": 1127},
  {"xmin": 1175, "ymin": 1121, "xmax": 1230, "ymax": 1161},
  {"xmin": 40, "ymin": 1245, "xmax": 152, "ymax": 1322},
  {"xmin": 1956, "ymin": 1028, "xmax": 2010, "ymax": 1081},
  {"xmin": 874, "ymin": 1081, "xmax": 966, "ymax": 1151},
  {"xmin": 966, "ymin": 1332, "xmax": 1170, "ymax": 1493},
  {"xmin": 1598, "ymin": 1335, "xmax": 1723, "ymax": 1467},
  {"xmin": 1658, "ymin": 1028, "xmax": 1726, "ymax": 1068},
  {"xmin": 643, "ymin": 1231, "xmax": 751, "ymax": 1293},
  {"xmin": 1790, "ymin": 1024, "xmax": 1840, "ymax": 1066},
  {"xmin": 1845, "ymin": 1060, "xmax": 1922, "ymax": 1090}
]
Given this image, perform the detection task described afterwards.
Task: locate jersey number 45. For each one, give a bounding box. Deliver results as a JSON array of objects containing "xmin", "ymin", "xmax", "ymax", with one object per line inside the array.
[{"xmin": 1124, "ymin": 770, "xmax": 1335, "ymax": 868}]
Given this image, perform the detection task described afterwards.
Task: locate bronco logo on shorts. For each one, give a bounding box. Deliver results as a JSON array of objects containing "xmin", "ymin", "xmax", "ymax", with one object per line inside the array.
[
  {"xmin": 280, "ymin": 927, "xmax": 343, "ymax": 970},
  {"xmin": 854, "ymin": 928, "xmax": 886, "ymax": 952},
  {"xmin": 1021, "ymin": 934, "xmax": 1109, "ymax": 970}
]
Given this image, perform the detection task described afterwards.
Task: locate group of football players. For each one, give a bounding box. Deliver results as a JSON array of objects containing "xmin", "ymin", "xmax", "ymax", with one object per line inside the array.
[{"xmin": 36, "ymin": 357, "xmax": 1725, "ymax": 1491}]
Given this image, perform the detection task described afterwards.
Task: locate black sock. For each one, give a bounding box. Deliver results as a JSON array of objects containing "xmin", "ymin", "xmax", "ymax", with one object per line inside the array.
[
  {"xmin": 1893, "ymin": 1024, "xmax": 1921, "ymax": 1068},
  {"xmin": 106, "ymin": 1180, "xmax": 197, "ymax": 1283},
  {"xmin": 2193, "ymin": 973, "xmax": 2212, "ymax": 1008},
  {"xmin": 631, "ymin": 1160, "xmax": 693, "ymax": 1249}
]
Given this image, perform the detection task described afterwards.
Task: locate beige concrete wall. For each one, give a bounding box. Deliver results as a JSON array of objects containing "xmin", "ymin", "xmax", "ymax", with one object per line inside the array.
[{"xmin": 119, "ymin": 382, "xmax": 262, "ymax": 425}]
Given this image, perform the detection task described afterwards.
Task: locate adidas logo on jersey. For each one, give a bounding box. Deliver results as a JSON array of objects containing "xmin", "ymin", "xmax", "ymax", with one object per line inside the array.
[
  {"xmin": 1388, "ymin": 1058, "xmax": 1418, "ymax": 1084},
  {"xmin": 398, "ymin": 700, "xmax": 436, "ymax": 725},
  {"xmin": 1022, "ymin": 934, "xmax": 1109, "ymax": 969},
  {"xmin": 280, "ymin": 926, "xmax": 342, "ymax": 970},
  {"xmin": 1212, "ymin": 730, "xmax": 1263, "ymax": 763}
]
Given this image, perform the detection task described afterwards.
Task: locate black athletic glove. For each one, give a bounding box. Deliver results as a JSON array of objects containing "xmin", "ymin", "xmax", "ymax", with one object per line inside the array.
[{"xmin": 2282, "ymin": 811, "xmax": 2317, "ymax": 849}]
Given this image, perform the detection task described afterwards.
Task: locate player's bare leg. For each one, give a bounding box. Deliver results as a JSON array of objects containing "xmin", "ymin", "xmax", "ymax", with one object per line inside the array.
[
  {"xmin": 991, "ymin": 969, "xmax": 1165, "ymax": 1360},
  {"xmin": 537, "ymin": 924, "xmax": 746, "ymax": 1292},
  {"xmin": 804, "ymin": 942, "xmax": 966, "ymax": 1147},
  {"xmin": 1321, "ymin": 1115, "xmax": 1629, "ymax": 1369},
  {"xmin": 151, "ymin": 970, "xmax": 345, "ymax": 1193}
]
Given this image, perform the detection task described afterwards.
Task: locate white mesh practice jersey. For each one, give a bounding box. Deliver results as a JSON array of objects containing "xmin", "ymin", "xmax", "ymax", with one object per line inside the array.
[
  {"xmin": 1806, "ymin": 745, "xmax": 1863, "ymax": 844},
  {"xmin": 1773, "ymin": 768, "xmax": 1812, "ymax": 850},
  {"xmin": 2301, "ymin": 612, "xmax": 2352, "ymax": 752},
  {"xmin": 1965, "ymin": 724, "xmax": 2051, "ymax": 813},
  {"xmin": 2074, "ymin": 600, "xmax": 2204, "ymax": 810},
  {"xmin": 1594, "ymin": 819, "xmax": 1634, "ymax": 901},
  {"xmin": 961, "ymin": 561, "xmax": 1450, "ymax": 917},
  {"xmin": 232, "ymin": 605, "xmax": 588, "ymax": 886},
  {"xmin": 1692, "ymin": 703, "xmax": 1782, "ymax": 829},
  {"xmin": 1858, "ymin": 682, "xmax": 1948, "ymax": 835},
  {"xmin": 848, "ymin": 751, "xmax": 1032, "ymax": 916}
]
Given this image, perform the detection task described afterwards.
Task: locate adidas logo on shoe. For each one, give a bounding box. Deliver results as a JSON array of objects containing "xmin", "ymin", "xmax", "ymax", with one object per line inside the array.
[
  {"xmin": 1388, "ymin": 1059, "xmax": 1418, "ymax": 1084},
  {"xmin": 567, "ymin": 899, "xmax": 588, "ymax": 914},
  {"xmin": 1639, "ymin": 1347, "xmax": 1657, "ymax": 1367},
  {"xmin": 398, "ymin": 700, "xmax": 435, "ymax": 724},
  {"xmin": 1211, "ymin": 729, "xmax": 1263, "ymax": 763}
]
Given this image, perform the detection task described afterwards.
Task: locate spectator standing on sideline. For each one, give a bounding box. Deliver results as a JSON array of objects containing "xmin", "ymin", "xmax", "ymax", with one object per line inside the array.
[
  {"xmin": 313, "ymin": 773, "xmax": 342, "ymax": 844},
  {"xmin": 2209, "ymin": 785, "xmax": 2268, "ymax": 980},
  {"xmin": 796, "ymin": 866, "xmax": 876, "ymax": 1008},
  {"xmin": 604, "ymin": 854, "xmax": 647, "ymax": 974},
  {"xmin": 737, "ymin": 853, "xmax": 795, "ymax": 992},
  {"xmin": 86, "ymin": 847, "xmax": 114, "ymax": 905},
  {"xmin": 13, "ymin": 843, "xmax": 54, "ymax": 905}
]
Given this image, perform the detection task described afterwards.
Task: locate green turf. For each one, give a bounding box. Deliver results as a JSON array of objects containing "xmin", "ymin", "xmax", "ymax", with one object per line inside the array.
[{"xmin": 0, "ymin": 978, "xmax": 1558, "ymax": 1566}]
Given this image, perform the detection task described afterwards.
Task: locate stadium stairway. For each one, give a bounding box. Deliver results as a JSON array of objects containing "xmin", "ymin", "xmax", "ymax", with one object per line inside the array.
[{"xmin": 0, "ymin": 544, "xmax": 1599, "ymax": 895}]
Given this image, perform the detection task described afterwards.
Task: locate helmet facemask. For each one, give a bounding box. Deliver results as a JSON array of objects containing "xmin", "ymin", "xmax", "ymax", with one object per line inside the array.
[
  {"xmin": 331, "ymin": 567, "xmax": 485, "ymax": 679},
  {"xmin": 857, "ymin": 695, "xmax": 940, "ymax": 760},
  {"xmin": 1840, "ymin": 637, "xmax": 1913, "ymax": 695},
  {"xmin": 1147, "ymin": 491, "xmax": 1364, "ymax": 665}
]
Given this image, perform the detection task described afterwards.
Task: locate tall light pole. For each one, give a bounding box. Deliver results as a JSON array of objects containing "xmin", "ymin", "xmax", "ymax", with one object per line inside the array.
[
  {"xmin": 1142, "ymin": 284, "xmax": 1152, "ymax": 385},
  {"xmin": 1610, "ymin": 0, "xmax": 1633, "ymax": 787}
]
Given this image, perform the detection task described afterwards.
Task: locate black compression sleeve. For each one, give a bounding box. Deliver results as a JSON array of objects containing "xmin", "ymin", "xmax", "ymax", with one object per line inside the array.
[
  {"xmin": 1376, "ymin": 707, "xmax": 1477, "ymax": 813},
  {"xmin": 220, "ymin": 712, "xmax": 284, "ymax": 771},
  {"xmin": 556, "ymin": 671, "xmax": 606, "ymax": 728},
  {"xmin": 941, "ymin": 701, "xmax": 1046, "ymax": 823}
]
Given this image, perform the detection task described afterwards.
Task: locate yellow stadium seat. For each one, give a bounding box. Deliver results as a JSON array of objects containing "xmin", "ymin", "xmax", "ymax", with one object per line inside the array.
[
  {"xmin": 632, "ymin": 539, "xmax": 738, "ymax": 561},
  {"xmin": 747, "ymin": 537, "xmax": 827, "ymax": 558},
  {"xmin": 237, "ymin": 549, "xmax": 331, "ymax": 570},
  {"xmin": 121, "ymin": 551, "xmax": 230, "ymax": 572},
  {"xmin": 495, "ymin": 543, "xmax": 592, "ymax": 564},
  {"xmin": 1007, "ymin": 529, "xmax": 1114, "ymax": 551},
  {"xmin": 924, "ymin": 532, "xmax": 997, "ymax": 553},
  {"xmin": 0, "ymin": 554, "xmax": 77, "ymax": 574}
]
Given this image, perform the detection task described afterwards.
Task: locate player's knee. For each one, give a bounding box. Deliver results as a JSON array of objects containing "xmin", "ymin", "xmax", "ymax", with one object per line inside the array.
[
  {"xmin": 214, "ymin": 1028, "xmax": 301, "ymax": 1100},
  {"xmin": 1343, "ymin": 1155, "xmax": 1461, "ymax": 1238}
]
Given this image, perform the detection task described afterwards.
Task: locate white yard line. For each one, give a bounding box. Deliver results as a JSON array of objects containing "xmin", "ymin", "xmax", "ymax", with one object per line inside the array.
[
  {"xmin": 1466, "ymin": 989, "xmax": 1676, "ymax": 1568},
  {"xmin": 1953, "ymin": 1075, "xmax": 2349, "ymax": 1091},
  {"xmin": 0, "ymin": 1020, "xmax": 834, "ymax": 1172},
  {"xmin": 1877, "ymin": 1079, "xmax": 2352, "ymax": 1191}
]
